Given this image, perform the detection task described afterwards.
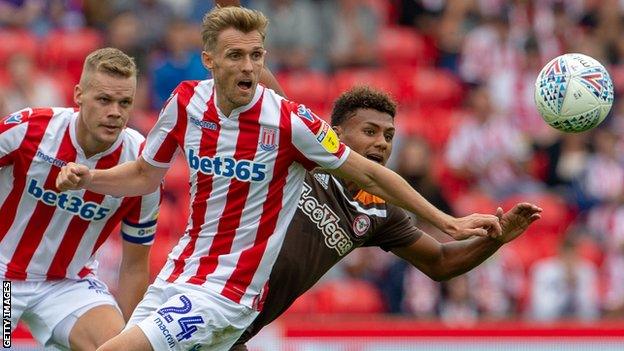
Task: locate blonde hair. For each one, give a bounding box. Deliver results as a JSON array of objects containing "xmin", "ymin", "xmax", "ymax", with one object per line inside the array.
[
  {"xmin": 201, "ymin": 6, "xmax": 269, "ymax": 51},
  {"xmin": 79, "ymin": 47, "xmax": 137, "ymax": 87}
]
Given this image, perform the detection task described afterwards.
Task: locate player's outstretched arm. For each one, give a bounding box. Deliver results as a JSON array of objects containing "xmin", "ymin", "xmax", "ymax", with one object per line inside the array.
[
  {"xmin": 392, "ymin": 202, "xmax": 542, "ymax": 281},
  {"xmin": 56, "ymin": 157, "xmax": 166, "ymax": 197},
  {"xmin": 330, "ymin": 151, "xmax": 502, "ymax": 239},
  {"xmin": 116, "ymin": 241, "xmax": 151, "ymax": 321}
]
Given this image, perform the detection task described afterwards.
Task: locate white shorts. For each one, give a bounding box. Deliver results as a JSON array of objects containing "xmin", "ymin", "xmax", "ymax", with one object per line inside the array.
[
  {"xmin": 9, "ymin": 277, "xmax": 119, "ymax": 348},
  {"xmin": 127, "ymin": 278, "xmax": 258, "ymax": 351}
]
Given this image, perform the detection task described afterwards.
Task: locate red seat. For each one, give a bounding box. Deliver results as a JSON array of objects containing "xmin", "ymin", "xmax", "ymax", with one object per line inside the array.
[
  {"xmin": 39, "ymin": 29, "xmax": 103, "ymax": 82},
  {"xmin": 0, "ymin": 29, "xmax": 38, "ymax": 67},
  {"xmin": 503, "ymin": 192, "xmax": 573, "ymax": 271},
  {"xmin": 503, "ymin": 192, "xmax": 572, "ymax": 235},
  {"xmin": 451, "ymin": 189, "xmax": 497, "ymax": 216},
  {"xmin": 48, "ymin": 70, "xmax": 76, "ymax": 105},
  {"xmin": 377, "ymin": 27, "xmax": 432, "ymax": 69},
  {"xmin": 409, "ymin": 68, "xmax": 463, "ymax": 109},
  {"xmin": 329, "ymin": 68, "xmax": 404, "ymax": 104},
  {"xmin": 399, "ymin": 107, "xmax": 460, "ymax": 151},
  {"xmin": 314, "ymin": 279, "xmax": 385, "ymax": 314},
  {"xmin": 284, "ymin": 291, "xmax": 319, "ymax": 315},
  {"xmin": 275, "ymin": 71, "xmax": 330, "ymax": 113}
]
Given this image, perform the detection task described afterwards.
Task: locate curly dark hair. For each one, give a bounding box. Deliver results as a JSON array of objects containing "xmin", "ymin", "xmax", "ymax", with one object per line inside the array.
[{"xmin": 330, "ymin": 86, "xmax": 397, "ymax": 127}]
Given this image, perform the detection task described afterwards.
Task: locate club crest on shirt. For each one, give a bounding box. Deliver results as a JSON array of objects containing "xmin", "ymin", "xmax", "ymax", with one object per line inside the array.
[
  {"xmin": 3, "ymin": 112, "xmax": 22, "ymax": 125},
  {"xmin": 259, "ymin": 126, "xmax": 278, "ymax": 151},
  {"xmin": 353, "ymin": 214, "xmax": 371, "ymax": 236}
]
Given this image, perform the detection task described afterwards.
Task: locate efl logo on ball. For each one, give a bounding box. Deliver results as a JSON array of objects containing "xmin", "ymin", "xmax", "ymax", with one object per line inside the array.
[{"xmin": 534, "ymin": 53, "xmax": 614, "ymax": 133}]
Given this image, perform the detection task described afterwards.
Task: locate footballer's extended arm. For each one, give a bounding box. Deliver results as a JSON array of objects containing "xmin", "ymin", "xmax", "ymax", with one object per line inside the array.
[
  {"xmin": 56, "ymin": 157, "xmax": 166, "ymax": 196},
  {"xmin": 116, "ymin": 241, "xmax": 151, "ymax": 321},
  {"xmin": 330, "ymin": 151, "xmax": 502, "ymax": 239},
  {"xmin": 393, "ymin": 203, "xmax": 542, "ymax": 281}
]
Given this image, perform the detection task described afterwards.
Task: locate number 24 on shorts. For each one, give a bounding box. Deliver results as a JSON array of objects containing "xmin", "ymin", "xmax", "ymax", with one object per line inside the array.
[{"xmin": 157, "ymin": 295, "xmax": 205, "ymax": 342}]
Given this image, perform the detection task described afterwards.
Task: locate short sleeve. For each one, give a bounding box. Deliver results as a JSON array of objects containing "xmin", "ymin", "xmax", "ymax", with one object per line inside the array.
[
  {"xmin": 290, "ymin": 104, "xmax": 350, "ymax": 170},
  {"xmin": 120, "ymin": 187, "xmax": 161, "ymax": 245},
  {"xmin": 142, "ymin": 82, "xmax": 198, "ymax": 168},
  {"xmin": 365, "ymin": 205, "xmax": 423, "ymax": 251},
  {"xmin": 0, "ymin": 109, "xmax": 32, "ymax": 165}
]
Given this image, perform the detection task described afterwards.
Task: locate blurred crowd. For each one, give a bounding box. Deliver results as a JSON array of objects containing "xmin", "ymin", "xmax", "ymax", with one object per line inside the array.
[{"xmin": 3, "ymin": 0, "xmax": 624, "ymax": 323}]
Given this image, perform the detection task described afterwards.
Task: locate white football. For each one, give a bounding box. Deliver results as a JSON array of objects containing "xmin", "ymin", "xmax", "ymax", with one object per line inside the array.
[{"xmin": 534, "ymin": 53, "xmax": 614, "ymax": 133}]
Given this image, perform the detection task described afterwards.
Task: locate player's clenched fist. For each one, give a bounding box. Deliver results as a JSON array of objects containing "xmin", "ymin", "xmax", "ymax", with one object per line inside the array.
[{"xmin": 56, "ymin": 162, "xmax": 92, "ymax": 191}]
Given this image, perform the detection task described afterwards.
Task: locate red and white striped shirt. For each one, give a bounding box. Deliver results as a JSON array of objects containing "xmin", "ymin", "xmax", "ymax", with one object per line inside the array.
[
  {"xmin": 0, "ymin": 107, "xmax": 160, "ymax": 281},
  {"xmin": 142, "ymin": 80, "xmax": 350, "ymax": 308}
]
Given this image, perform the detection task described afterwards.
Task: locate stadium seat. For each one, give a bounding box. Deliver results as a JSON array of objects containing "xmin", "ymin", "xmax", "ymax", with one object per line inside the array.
[
  {"xmin": 275, "ymin": 71, "xmax": 330, "ymax": 113},
  {"xmin": 330, "ymin": 68, "xmax": 404, "ymax": 104},
  {"xmin": 284, "ymin": 291, "xmax": 319, "ymax": 315},
  {"xmin": 451, "ymin": 189, "xmax": 497, "ymax": 216},
  {"xmin": 409, "ymin": 68, "xmax": 463, "ymax": 109},
  {"xmin": 502, "ymin": 192, "xmax": 573, "ymax": 270},
  {"xmin": 503, "ymin": 192, "xmax": 572, "ymax": 235},
  {"xmin": 48, "ymin": 70, "xmax": 76, "ymax": 106},
  {"xmin": 377, "ymin": 26, "xmax": 433, "ymax": 69},
  {"xmin": 39, "ymin": 29, "xmax": 103, "ymax": 82},
  {"xmin": 398, "ymin": 107, "xmax": 460, "ymax": 151},
  {"xmin": 314, "ymin": 279, "xmax": 385, "ymax": 314},
  {"xmin": 0, "ymin": 29, "xmax": 38, "ymax": 67}
]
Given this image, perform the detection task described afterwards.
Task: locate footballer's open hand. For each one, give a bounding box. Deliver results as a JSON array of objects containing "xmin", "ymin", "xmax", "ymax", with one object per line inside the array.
[
  {"xmin": 447, "ymin": 213, "xmax": 502, "ymax": 240},
  {"xmin": 56, "ymin": 162, "xmax": 92, "ymax": 191},
  {"xmin": 494, "ymin": 202, "xmax": 543, "ymax": 244}
]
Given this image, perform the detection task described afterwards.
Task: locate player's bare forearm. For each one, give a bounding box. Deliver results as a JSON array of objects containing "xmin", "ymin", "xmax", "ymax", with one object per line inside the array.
[
  {"xmin": 89, "ymin": 158, "xmax": 165, "ymax": 197},
  {"xmin": 117, "ymin": 267, "xmax": 149, "ymax": 321},
  {"xmin": 332, "ymin": 153, "xmax": 451, "ymax": 228},
  {"xmin": 331, "ymin": 152, "xmax": 500, "ymax": 239},
  {"xmin": 117, "ymin": 243, "xmax": 151, "ymax": 321},
  {"xmin": 393, "ymin": 203, "xmax": 541, "ymax": 281}
]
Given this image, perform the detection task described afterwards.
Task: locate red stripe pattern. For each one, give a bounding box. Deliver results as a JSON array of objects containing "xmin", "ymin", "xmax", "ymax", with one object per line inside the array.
[
  {"xmin": 143, "ymin": 80, "xmax": 350, "ymax": 308},
  {"xmin": 0, "ymin": 107, "xmax": 161, "ymax": 281}
]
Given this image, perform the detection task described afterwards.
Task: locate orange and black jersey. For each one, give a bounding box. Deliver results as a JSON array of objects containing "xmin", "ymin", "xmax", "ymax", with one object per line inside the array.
[{"xmin": 233, "ymin": 170, "xmax": 423, "ymax": 348}]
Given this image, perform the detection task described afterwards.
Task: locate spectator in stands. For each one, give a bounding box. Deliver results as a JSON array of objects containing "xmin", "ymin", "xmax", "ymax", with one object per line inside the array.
[
  {"xmin": 0, "ymin": 0, "xmax": 43, "ymax": 29},
  {"xmin": 530, "ymin": 232, "xmax": 600, "ymax": 321},
  {"xmin": 251, "ymin": 0, "xmax": 324, "ymax": 72},
  {"xmin": 150, "ymin": 19, "xmax": 207, "ymax": 109},
  {"xmin": 106, "ymin": 12, "xmax": 149, "ymax": 74},
  {"xmin": 439, "ymin": 275, "xmax": 479, "ymax": 324},
  {"xmin": 320, "ymin": 0, "xmax": 380, "ymax": 70},
  {"xmin": 445, "ymin": 84, "xmax": 541, "ymax": 200},
  {"xmin": 112, "ymin": 0, "xmax": 173, "ymax": 53},
  {"xmin": 587, "ymin": 203, "xmax": 624, "ymax": 316},
  {"xmin": 1, "ymin": 53, "xmax": 64, "ymax": 115},
  {"xmin": 396, "ymin": 137, "xmax": 453, "ymax": 216},
  {"xmin": 403, "ymin": 267, "xmax": 440, "ymax": 317},
  {"xmin": 459, "ymin": 14, "xmax": 515, "ymax": 85},
  {"xmin": 543, "ymin": 133, "xmax": 590, "ymax": 189},
  {"xmin": 469, "ymin": 253, "xmax": 525, "ymax": 318},
  {"xmin": 579, "ymin": 129, "xmax": 624, "ymax": 207}
]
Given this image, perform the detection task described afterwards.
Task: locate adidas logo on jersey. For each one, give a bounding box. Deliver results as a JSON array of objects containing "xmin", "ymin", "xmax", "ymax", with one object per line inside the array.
[{"xmin": 314, "ymin": 173, "xmax": 330, "ymax": 190}]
